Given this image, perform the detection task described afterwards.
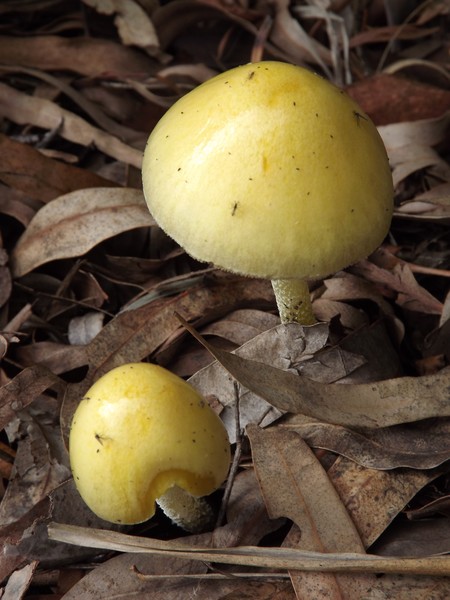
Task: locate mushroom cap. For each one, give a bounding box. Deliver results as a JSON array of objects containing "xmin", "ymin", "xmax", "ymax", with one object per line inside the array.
[
  {"xmin": 142, "ymin": 61, "xmax": 393, "ymax": 280},
  {"xmin": 69, "ymin": 363, "xmax": 230, "ymax": 524}
]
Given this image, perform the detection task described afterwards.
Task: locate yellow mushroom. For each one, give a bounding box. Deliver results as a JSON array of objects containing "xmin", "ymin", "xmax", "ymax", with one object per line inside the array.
[
  {"xmin": 69, "ymin": 363, "xmax": 230, "ymax": 532},
  {"xmin": 142, "ymin": 61, "xmax": 394, "ymax": 324}
]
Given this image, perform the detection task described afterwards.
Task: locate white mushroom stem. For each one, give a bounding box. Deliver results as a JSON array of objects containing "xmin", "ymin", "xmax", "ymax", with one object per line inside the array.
[
  {"xmin": 156, "ymin": 485, "xmax": 215, "ymax": 533},
  {"xmin": 272, "ymin": 279, "xmax": 316, "ymax": 325}
]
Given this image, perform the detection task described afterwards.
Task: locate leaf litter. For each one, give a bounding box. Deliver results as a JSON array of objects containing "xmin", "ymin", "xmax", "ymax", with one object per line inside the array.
[{"xmin": 0, "ymin": 0, "xmax": 450, "ymax": 597}]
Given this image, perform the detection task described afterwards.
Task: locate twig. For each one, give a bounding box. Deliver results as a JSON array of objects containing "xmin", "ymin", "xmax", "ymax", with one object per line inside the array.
[{"xmin": 215, "ymin": 381, "xmax": 243, "ymax": 529}]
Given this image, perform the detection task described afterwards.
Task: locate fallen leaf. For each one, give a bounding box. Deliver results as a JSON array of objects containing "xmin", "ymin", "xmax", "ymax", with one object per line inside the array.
[
  {"xmin": 378, "ymin": 112, "xmax": 450, "ymax": 187},
  {"xmin": 0, "ymin": 365, "xmax": 63, "ymax": 432},
  {"xmin": 1, "ymin": 561, "xmax": 38, "ymax": 600},
  {"xmin": 0, "ymin": 134, "xmax": 116, "ymax": 203},
  {"xmin": 283, "ymin": 418, "xmax": 450, "ymax": 469},
  {"xmin": 11, "ymin": 188, "xmax": 154, "ymax": 278},
  {"xmin": 82, "ymin": 0, "xmax": 161, "ymax": 57},
  {"xmin": 352, "ymin": 258, "xmax": 443, "ymax": 315},
  {"xmin": 0, "ymin": 183, "xmax": 39, "ymax": 227},
  {"xmin": 372, "ymin": 518, "xmax": 450, "ymax": 557},
  {"xmin": 0, "ymin": 83, "xmax": 143, "ymax": 167},
  {"xmin": 0, "ymin": 35, "xmax": 155, "ymax": 77},
  {"xmin": 0, "ymin": 414, "xmax": 70, "ymax": 526},
  {"xmin": 247, "ymin": 425, "xmax": 364, "ymax": 550},
  {"xmin": 181, "ymin": 318, "xmax": 450, "ymax": 429},
  {"xmin": 347, "ymin": 74, "xmax": 450, "ymax": 125},
  {"xmin": 329, "ymin": 457, "xmax": 443, "ymax": 548}
]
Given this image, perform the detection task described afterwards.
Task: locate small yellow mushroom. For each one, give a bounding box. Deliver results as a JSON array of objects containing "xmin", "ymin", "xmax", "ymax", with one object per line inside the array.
[{"xmin": 69, "ymin": 363, "xmax": 230, "ymax": 532}]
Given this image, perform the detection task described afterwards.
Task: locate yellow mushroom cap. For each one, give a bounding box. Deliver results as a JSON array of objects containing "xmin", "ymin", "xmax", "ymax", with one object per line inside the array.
[
  {"xmin": 69, "ymin": 363, "xmax": 230, "ymax": 525},
  {"xmin": 142, "ymin": 61, "xmax": 393, "ymax": 280}
]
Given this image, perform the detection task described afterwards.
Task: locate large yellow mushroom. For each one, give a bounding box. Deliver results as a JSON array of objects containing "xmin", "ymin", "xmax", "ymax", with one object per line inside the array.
[
  {"xmin": 69, "ymin": 363, "xmax": 230, "ymax": 532},
  {"xmin": 142, "ymin": 61, "xmax": 393, "ymax": 324}
]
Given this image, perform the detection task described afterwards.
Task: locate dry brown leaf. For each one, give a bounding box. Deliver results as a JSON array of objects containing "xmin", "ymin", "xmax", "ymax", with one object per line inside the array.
[
  {"xmin": 181, "ymin": 318, "xmax": 450, "ymax": 429},
  {"xmin": 320, "ymin": 271, "xmax": 396, "ymax": 315},
  {"xmin": 283, "ymin": 524, "xmax": 450, "ymax": 599},
  {"xmin": 248, "ymin": 425, "xmax": 373, "ymax": 599},
  {"xmin": 0, "ymin": 498, "xmax": 51, "ymax": 584},
  {"xmin": 189, "ymin": 323, "xmax": 332, "ymax": 442},
  {"xmin": 0, "ymin": 35, "xmax": 155, "ymax": 77},
  {"xmin": 372, "ymin": 518, "xmax": 450, "ymax": 557},
  {"xmin": 0, "ymin": 366, "xmax": 63, "ymax": 432},
  {"xmin": 248, "ymin": 425, "xmax": 364, "ymax": 551},
  {"xmin": 223, "ymin": 470, "xmax": 287, "ymax": 548},
  {"xmin": 13, "ymin": 342, "xmax": 87, "ymax": 375},
  {"xmin": 0, "ymin": 411, "xmax": 70, "ymax": 526},
  {"xmin": 347, "ymin": 74, "xmax": 450, "ymax": 126},
  {"xmin": 201, "ymin": 309, "xmax": 280, "ymax": 347},
  {"xmin": 82, "ymin": 0, "xmax": 161, "ymax": 57},
  {"xmin": 352, "ymin": 258, "xmax": 443, "ymax": 315},
  {"xmin": 329, "ymin": 457, "xmax": 443, "ymax": 548},
  {"xmin": 312, "ymin": 297, "xmax": 369, "ymax": 330},
  {"xmin": 1, "ymin": 561, "xmax": 38, "ymax": 600},
  {"xmin": 284, "ymin": 418, "xmax": 450, "ymax": 469},
  {"xmin": 0, "ymin": 83, "xmax": 143, "ymax": 168},
  {"xmin": 0, "ymin": 252, "xmax": 11, "ymax": 311},
  {"xmin": 378, "ymin": 112, "xmax": 450, "ymax": 187},
  {"xmin": 0, "ymin": 134, "xmax": 116, "ymax": 204},
  {"xmin": 0, "ymin": 66, "xmax": 145, "ymax": 145},
  {"xmin": 396, "ymin": 197, "xmax": 450, "ymax": 222},
  {"xmin": 350, "ymin": 24, "xmax": 440, "ymax": 47},
  {"xmin": 11, "ymin": 188, "xmax": 153, "ymax": 278},
  {"xmin": 270, "ymin": 0, "xmax": 332, "ymax": 77},
  {"xmin": 0, "ymin": 183, "xmax": 39, "ymax": 228},
  {"xmin": 60, "ymin": 551, "xmax": 292, "ymax": 600}
]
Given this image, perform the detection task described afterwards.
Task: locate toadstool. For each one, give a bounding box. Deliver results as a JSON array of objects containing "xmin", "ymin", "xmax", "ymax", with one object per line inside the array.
[
  {"xmin": 69, "ymin": 363, "xmax": 230, "ymax": 532},
  {"xmin": 142, "ymin": 61, "xmax": 394, "ymax": 324}
]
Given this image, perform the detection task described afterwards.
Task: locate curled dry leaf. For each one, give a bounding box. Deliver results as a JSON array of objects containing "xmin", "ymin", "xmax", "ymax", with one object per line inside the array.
[
  {"xmin": 378, "ymin": 112, "xmax": 450, "ymax": 187},
  {"xmin": 82, "ymin": 0, "xmax": 161, "ymax": 57},
  {"xmin": 0, "ymin": 365, "xmax": 64, "ymax": 432},
  {"xmin": 11, "ymin": 188, "xmax": 155, "ymax": 278},
  {"xmin": 181, "ymin": 318, "xmax": 450, "ymax": 429},
  {"xmin": 0, "ymin": 65, "xmax": 145, "ymax": 145},
  {"xmin": 270, "ymin": 0, "xmax": 332, "ymax": 77},
  {"xmin": 284, "ymin": 418, "xmax": 450, "ymax": 469},
  {"xmin": 396, "ymin": 183, "xmax": 450, "ymax": 223},
  {"xmin": 0, "ymin": 410, "xmax": 70, "ymax": 527},
  {"xmin": 248, "ymin": 425, "xmax": 364, "ymax": 552},
  {"xmin": 352, "ymin": 257, "xmax": 443, "ymax": 315},
  {"xmin": 0, "ymin": 183, "xmax": 39, "ymax": 227},
  {"xmin": 0, "ymin": 35, "xmax": 155, "ymax": 77},
  {"xmin": 189, "ymin": 322, "xmax": 332, "ymax": 442},
  {"xmin": 1, "ymin": 561, "xmax": 38, "ymax": 600},
  {"xmin": 347, "ymin": 73, "xmax": 450, "ymax": 126},
  {"xmin": 329, "ymin": 457, "xmax": 445, "ymax": 549},
  {"xmin": 373, "ymin": 518, "xmax": 450, "ymax": 558},
  {"xmin": 0, "ymin": 134, "xmax": 116, "ymax": 204},
  {"xmin": 0, "ymin": 83, "xmax": 143, "ymax": 168}
]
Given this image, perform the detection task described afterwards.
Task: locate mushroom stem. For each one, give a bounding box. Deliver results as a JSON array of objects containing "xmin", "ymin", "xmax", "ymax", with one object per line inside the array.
[
  {"xmin": 156, "ymin": 485, "xmax": 215, "ymax": 533},
  {"xmin": 272, "ymin": 279, "xmax": 316, "ymax": 325}
]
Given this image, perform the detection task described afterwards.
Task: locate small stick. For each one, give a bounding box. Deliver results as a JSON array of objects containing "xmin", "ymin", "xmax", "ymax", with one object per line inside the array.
[{"xmin": 215, "ymin": 381, "xmax": 243, "ymax": 529}]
